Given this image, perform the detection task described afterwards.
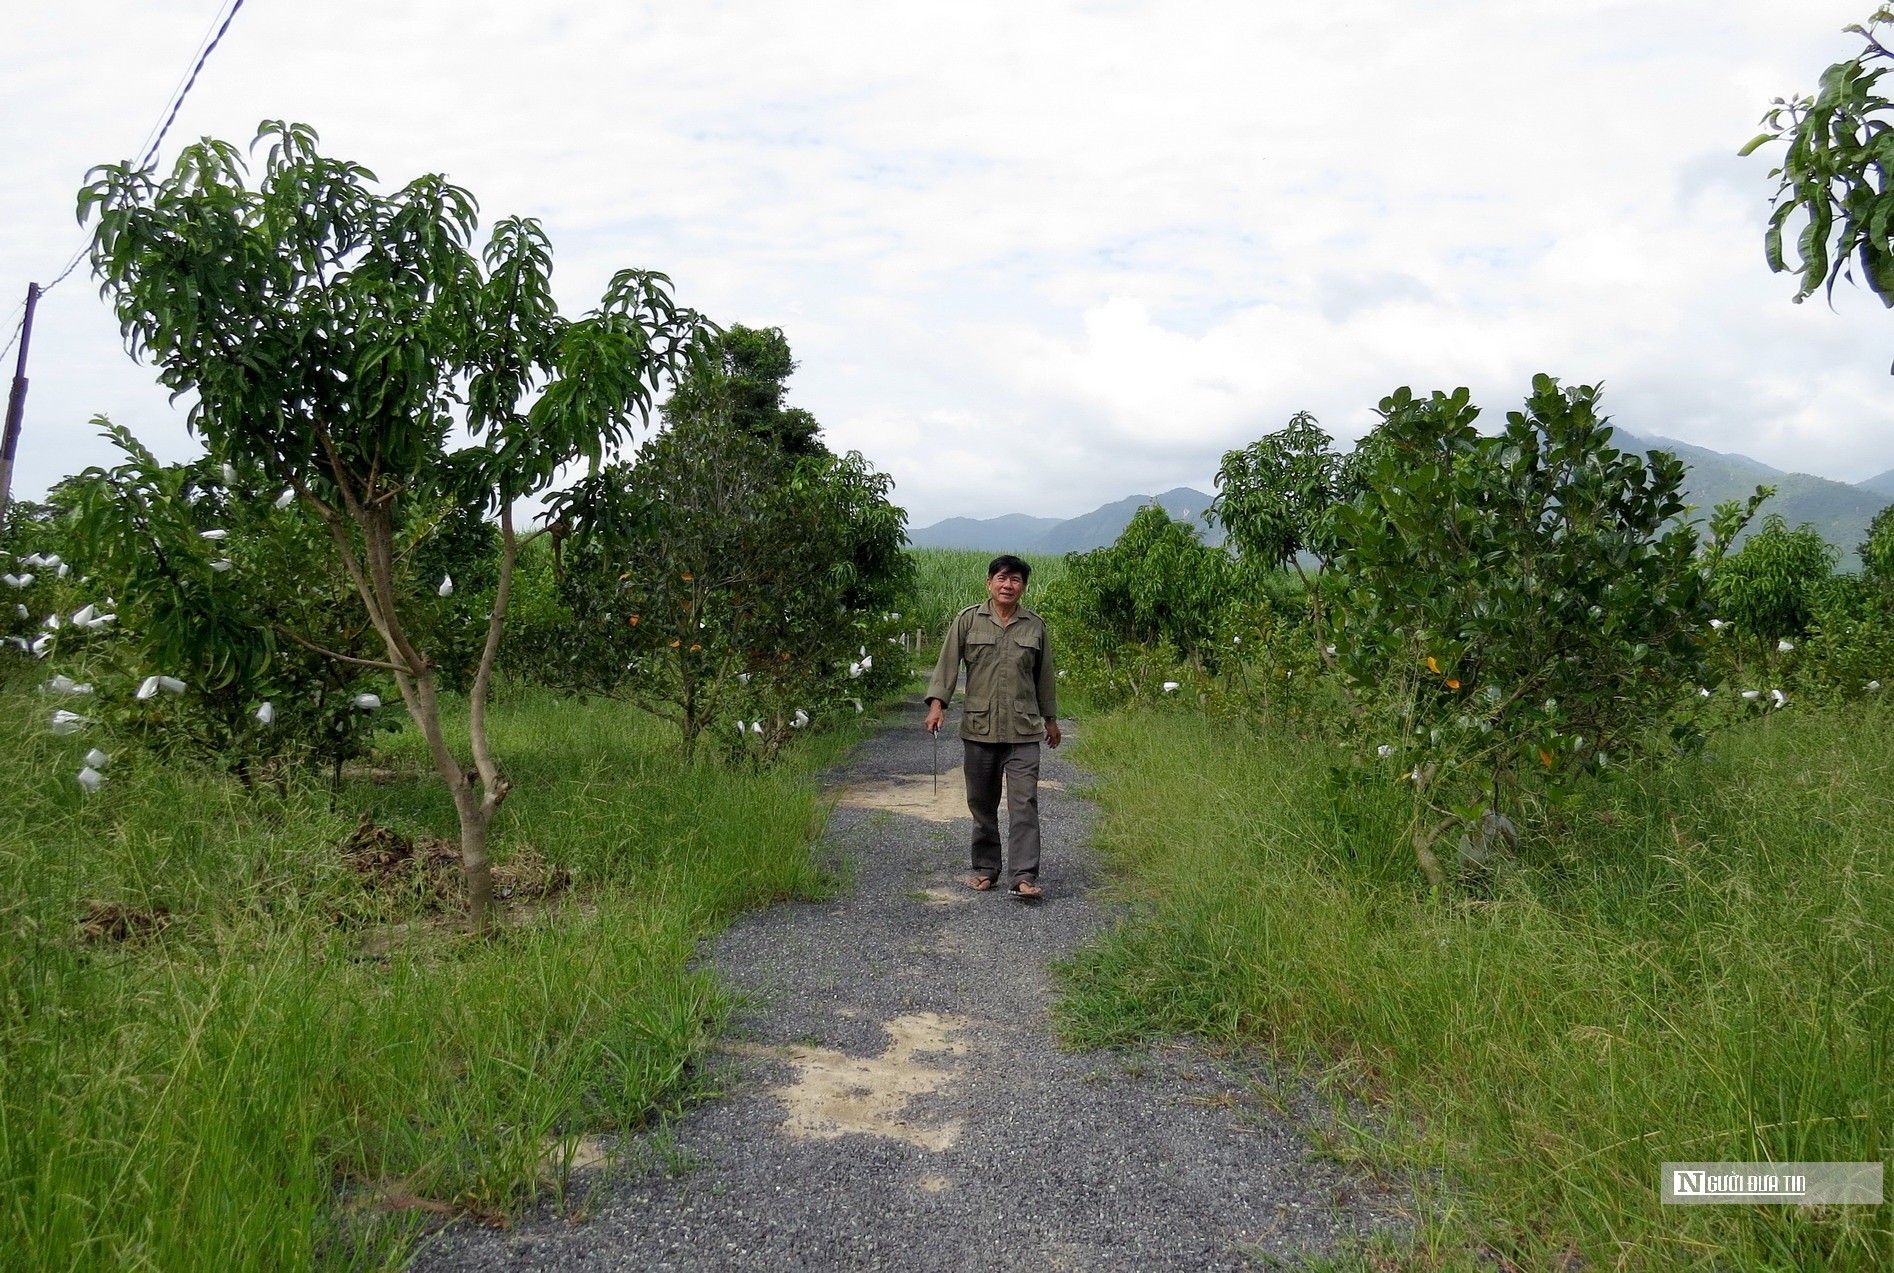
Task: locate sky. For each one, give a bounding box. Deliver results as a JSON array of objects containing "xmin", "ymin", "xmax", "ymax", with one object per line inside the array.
[{"xmin": 2, "ymin": 0, "xmax": 1889, "ymax": 530}]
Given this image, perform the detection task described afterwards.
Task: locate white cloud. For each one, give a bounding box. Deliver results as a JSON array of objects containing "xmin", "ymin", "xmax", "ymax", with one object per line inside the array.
[{"xmin": 2, "ymin": 0, "xmax": 1889, "ymax": 531}]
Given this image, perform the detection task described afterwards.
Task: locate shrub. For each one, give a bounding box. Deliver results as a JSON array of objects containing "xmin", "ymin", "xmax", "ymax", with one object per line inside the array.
[
  {"xmin": 1040, "ymin": 504, "xmax": 1232, "ymax": 674},
  {"xmin": 1323, "ymin": 376, "xmax": 1748, "ymax": 882},
  {"xmin": 548, "ymin": 413, "xmax": 911, "ymax": 759},
  {"xmin": 1711, "ymin": 512, "xmax": 1837, "ymax": 649},
  {"xmin": 53, "ymin": 424, "xmax": 393, "ymax": 782},
  {"xmin": 1792, "ymin": 573, "xmax": 1894, "ymax": 703}
]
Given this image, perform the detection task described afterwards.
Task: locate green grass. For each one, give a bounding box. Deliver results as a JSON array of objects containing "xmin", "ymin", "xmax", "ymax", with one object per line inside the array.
[
  {"xmin": 1057, "ymin": 705, "xmax": 1894, "ymax": 1270},
  {"xmin": 904, "ymin": 547, "xmax": 1067, "ymax": 640},
  {"xmin": 0, "ymin": 684, "xmax": 863, "ymax": 1271}
]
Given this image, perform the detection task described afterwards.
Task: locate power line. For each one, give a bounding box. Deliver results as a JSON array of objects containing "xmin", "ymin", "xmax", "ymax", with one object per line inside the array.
[
  {"xmin": 137, "ymin": 0, "xmax": 248, "ymax": 173},
  {"xmin": 132, "ymin": 0, "xmax": 244, "ymax": 170},
  {"xmin": 16, "ymin": 0, "xmax": 249, "ymax": 316},
  {"xmin": 0, "ymin": 299, "xmax": 26, "ymax": 368},
  {"xmin": 1, "ymin": 0, "xmax": 251, "ymax": 514}
]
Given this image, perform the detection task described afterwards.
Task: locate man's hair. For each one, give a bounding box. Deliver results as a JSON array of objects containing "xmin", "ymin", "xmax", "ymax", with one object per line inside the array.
[{"xmin": 987, "ymin": 554, "xmax": 1032, "ymax": 583}]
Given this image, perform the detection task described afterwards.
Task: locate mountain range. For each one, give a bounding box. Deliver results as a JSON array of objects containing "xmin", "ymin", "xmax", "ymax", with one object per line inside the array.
[
  {"xmin": 1611, "ymin": 429, "xmax": 1888, "ymax": 562},
  {"xmin": 910, "ymin": 435, "xmax": 1891, "ymax": 563},
  {"xmin": 909, "ymin": 487, "xmax": 1221, "ymax": 554}
]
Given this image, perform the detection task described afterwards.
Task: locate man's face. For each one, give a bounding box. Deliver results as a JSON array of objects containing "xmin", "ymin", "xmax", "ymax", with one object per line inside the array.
[{"xmin": 987, "ymin": 570, "xmax": 1026, "ymax": 607}]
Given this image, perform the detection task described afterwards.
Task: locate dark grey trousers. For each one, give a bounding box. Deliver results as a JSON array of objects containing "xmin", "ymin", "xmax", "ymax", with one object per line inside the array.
[{"xmin": 963, "ymin": 740, "xmax": 1041, "ymax": 881}]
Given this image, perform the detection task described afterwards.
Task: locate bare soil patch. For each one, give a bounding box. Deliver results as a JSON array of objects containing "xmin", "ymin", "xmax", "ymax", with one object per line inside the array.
[
  {"xmin": 725, "ymin": 1011, "xmax": 974, "ymax": 1152},
  {"xmin": 834, "ymin": 770, "xmax": 968, "ymax": 822},
  {"xmin": 75, "ymin": 899, "xmax": 174, "ymax": 944},
  {"xmin": 339, "ymin": 814, "xmax": 570, "ymax": 910}
]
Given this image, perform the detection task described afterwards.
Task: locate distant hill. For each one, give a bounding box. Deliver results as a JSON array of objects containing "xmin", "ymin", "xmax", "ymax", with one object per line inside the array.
[
  {"xmin": 1037, "ymin": 487, "xmax": 1223, "ymax": 552},
  {"xmin": 1625, "ymin": 432, "xmax": 1782, "ymax": 482},
  {"xmin": 1613, "ymin": 430, "xmax": 1889, "ymax": 564},
  {"xmin": 910, "ymin": 438, "xmax": 1891, "ymax": 564},
  {"xmin": 907, "ymin": 512, "xmax": 1064, "ymax": 550},
  {"xmin": 909, "ymin": 487, "xmax": 1220, "ymax": 555}
]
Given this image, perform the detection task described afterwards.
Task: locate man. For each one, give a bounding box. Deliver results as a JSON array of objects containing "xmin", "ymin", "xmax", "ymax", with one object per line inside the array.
[{"xmin": 924, "ymin": 554, "xmax": 1061, "ymax": 897}]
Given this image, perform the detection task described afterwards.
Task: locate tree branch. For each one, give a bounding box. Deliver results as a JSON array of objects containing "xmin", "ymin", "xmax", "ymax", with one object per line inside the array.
[
  {"xmin": 312, "ymin": 421, "xmax": 368, "ymax": 524},
  {"xmin": 272, "ymin": 624, "xmax": 410, "ymax": 673},
  {"xmin": 359, "ymin": 501, "xmax": 431, "ymax": 675},
  {"xmin": 303, "ymin": 461, "xmax": 403, "ymax": 661},
  {"xmin": 288, "ymin": 477, "xmax": 338, "ymax": 523},
  {"xmin": 468, "ymin": 501, "xmax": 517, "ymax": 814},
  {"xmin": 393, "ymin": 508, "xmax": 450, "ymax": 568}
]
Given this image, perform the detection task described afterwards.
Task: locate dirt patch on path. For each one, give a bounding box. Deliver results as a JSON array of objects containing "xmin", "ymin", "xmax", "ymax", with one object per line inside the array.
[
  {"xmin": 833, "ymin": 770, "xmax": 969, "ymax": 822},
  {"xmin": 725, "ymin": 1012, "xmax": 974, "ymax": 1152},
  {"xmin": 835, "ymin": 770, "xmax": 1066, "ymax": 824}
]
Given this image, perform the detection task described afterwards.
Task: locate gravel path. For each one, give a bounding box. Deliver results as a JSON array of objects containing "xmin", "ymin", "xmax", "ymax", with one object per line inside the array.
[{"xmin": 416, "ymin": 696, "xmax": 1406, "ymax": 1272}]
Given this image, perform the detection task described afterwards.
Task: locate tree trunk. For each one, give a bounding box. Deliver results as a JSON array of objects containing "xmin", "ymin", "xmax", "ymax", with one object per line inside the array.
[
  {"xmin": 304, "ymin": 444, "xmax": 509, "ymax": 934},
  {"xmin": 359, "ymin": 501, "xmax": 505, "ymax": 932},
  {"xmin": 405, "ymin": 661, "xmax": 499, "ymax": 933},
  {"xmin": 1413, "ymin": 825, "xmax": 1448, "ymax": 888},
  {"xmin": 456, "ymin": 784, "xmax": 496, "ymax": 928},
  {"xmin": 1411, "ymin": 811, "xmax": 1454, "ymax": 888}
]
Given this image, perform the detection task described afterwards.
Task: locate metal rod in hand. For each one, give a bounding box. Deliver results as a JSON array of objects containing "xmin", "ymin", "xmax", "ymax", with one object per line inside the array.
[{"xmin": 933, "ymin": 724, "xmax": 939, "ymax": 797}]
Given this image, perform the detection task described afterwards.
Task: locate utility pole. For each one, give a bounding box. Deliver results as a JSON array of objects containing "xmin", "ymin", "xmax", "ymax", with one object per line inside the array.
[{"xmin": 0, "ymin": 282, "xmax": 42, "ymax": 529}]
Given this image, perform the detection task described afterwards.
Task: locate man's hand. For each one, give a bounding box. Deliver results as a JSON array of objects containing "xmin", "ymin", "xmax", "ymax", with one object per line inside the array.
[
  {"xmin": 924, "ymin": 699, "xmax": 945, "ymax": 734},
  {"xmin": 1046, "ymin": 720, "xmax": 1062, "ymax": 749}
]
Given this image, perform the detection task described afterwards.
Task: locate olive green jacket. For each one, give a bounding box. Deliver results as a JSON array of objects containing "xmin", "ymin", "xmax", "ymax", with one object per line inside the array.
[{"xmin": 925, "ymin": 602, "xmax": 1058, "ymax": 743}]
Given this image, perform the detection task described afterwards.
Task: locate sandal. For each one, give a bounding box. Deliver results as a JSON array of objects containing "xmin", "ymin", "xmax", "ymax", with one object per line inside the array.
[
  {"xmin": 1008, "ymin": 879, "xmax": 1044, "ymax": 898},
  {"xmin": 965, "ymin": 875, "xmax": 996, "ymax": 891}
]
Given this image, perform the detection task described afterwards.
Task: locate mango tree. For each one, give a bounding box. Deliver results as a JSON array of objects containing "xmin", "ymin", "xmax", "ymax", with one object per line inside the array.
[
  {"xmin": 1743, "ymin": 7, "xmax": 1894, "ymax": 319},
  {"xmin": 1210, "ymin": 410, "xmax": 1356, "ymax": 579},
  {"xmin": 661, "ymin": 322, "xmax": 827, "ymax": 458},
  {"xmin": 1711, "ymin": 512, "xmax": 1838, "ymax": 674},
  {"xmin": 81, "ymin": 122, "xmax": 708, "ymax": 928},
  {"xmin": 1209, "ymin": 410, "xmax": 1364, "ymax": 683},
  {"xmin": 1043, "ymin": 504, "xmax": 1231, "ymax": 679}
]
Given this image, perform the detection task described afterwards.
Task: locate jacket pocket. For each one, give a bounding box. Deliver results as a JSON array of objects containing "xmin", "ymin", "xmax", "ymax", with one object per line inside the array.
[{"xmin": 961, "ymin": 706, "xmax": 990, "ymax": 735}]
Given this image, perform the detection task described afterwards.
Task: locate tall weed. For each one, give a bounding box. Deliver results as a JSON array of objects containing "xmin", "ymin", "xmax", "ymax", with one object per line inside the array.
[
  {"xmin": 1059, "ymin": 706, "xmax": 1893, "ymax": 1270},
  {"xmin": 0, "ymin": 686, "xmax": 851, "ymax": 1271}
]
